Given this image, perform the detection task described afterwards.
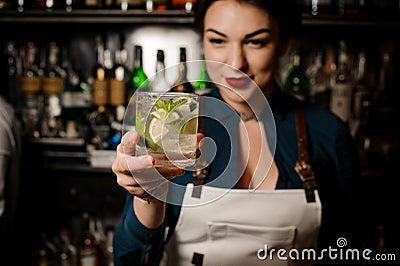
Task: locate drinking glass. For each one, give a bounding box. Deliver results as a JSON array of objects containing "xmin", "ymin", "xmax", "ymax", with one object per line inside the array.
[{"xmin": 135, "ymin": 92, "xmax": 199, "ymax": 168}]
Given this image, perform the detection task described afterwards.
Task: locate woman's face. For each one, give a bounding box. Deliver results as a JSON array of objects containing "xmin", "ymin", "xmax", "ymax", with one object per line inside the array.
[{"xmin": 203, "ymin": 0, "xmax": 285, "ymax": 104}]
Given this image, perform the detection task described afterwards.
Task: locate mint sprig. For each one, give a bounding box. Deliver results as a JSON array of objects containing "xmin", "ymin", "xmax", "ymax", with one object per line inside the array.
[{"xmin": 155, "ymin": 98, "xmax": 187, "ymax": 113}]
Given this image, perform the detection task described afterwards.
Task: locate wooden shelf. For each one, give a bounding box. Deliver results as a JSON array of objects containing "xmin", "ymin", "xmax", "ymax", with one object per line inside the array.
[
  {"xmin": 1, "ymin": 9, "xmax": 400, "ymax": 27},
  {"xmin": 0, "ymin": 9, "xmax": 194, "ymax": 24},
  {"xmin": 302, "ymin": 13, "xmax": 400, "ymax": 28}
]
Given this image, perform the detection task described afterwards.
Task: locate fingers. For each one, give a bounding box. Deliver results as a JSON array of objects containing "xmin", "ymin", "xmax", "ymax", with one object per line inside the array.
[
  {"xmin": 155, "ymin": 167, "xmax": 185, "ymax": 178},
  {"xmin": 113, "ymin": 130, "xmax": 187, "ymax": 199},
  {"xmin": 124, "ymin": 155, "xmax": 155, "ymax": 172},
  {"xmin": 197, "ymin": 132, "xmax": 205, "ymax": 148},
  {"xmin": 118, "ymin": 130, "xmax": 139, "ymax": 155}
]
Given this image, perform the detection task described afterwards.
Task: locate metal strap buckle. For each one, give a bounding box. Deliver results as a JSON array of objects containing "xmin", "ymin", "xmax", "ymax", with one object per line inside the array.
[
  {"xmin": 295, "ymin": 160, "xmax": 314, "ymax": 182},
  {"xmin": 295, "ymin": 160, "xmax": 317, "ymax": 203}
]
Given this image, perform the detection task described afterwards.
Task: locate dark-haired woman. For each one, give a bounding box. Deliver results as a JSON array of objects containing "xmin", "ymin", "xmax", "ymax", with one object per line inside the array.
[{"xmin": 112, "ymin": 1, "xmax": 359, "ymax": 265}]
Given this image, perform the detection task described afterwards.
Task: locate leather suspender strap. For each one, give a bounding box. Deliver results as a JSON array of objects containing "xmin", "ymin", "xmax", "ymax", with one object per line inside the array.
[{"xmin": 294, "ymin": 106, "xmax": 318, "ymax": 203}]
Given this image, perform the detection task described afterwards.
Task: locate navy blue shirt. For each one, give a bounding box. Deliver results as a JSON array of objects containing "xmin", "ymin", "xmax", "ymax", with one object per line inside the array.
[{"xmin": 113, "ymin": 87, "xmax": 360, "ymax": 266}]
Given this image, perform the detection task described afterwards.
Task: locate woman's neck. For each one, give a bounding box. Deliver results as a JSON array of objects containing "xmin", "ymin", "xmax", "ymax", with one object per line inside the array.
[{"xmin": 219, "ymin": 83, "xmax": 274, "ymax": 117}]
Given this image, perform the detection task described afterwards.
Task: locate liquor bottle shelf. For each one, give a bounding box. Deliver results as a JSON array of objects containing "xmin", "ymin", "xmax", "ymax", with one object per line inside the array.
[
  {"xmin": 0, "ymin": 9, "xmax": 194, "ymax": 24},
  {"xmin": 1, "ymin": 9, "xmax": 400, "ymax": 27},
  {"xmin": 301, "ymin": 13, "xmax": 400, "ymax": 28}
]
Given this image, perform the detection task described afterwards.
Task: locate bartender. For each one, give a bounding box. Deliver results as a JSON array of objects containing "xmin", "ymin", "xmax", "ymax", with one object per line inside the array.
[{"xmin": 111, "ymin": 0, "xmax": 359, "ymax": 265}]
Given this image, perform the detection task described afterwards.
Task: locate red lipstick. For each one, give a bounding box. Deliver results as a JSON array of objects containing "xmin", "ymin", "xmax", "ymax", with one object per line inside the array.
[{"xmin": 225, "ymin": 77, "xmax": 251, "ymax": 89}]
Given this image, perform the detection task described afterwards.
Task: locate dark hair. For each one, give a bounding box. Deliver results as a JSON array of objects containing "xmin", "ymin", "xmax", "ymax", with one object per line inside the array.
[{"xmin": 194, "ymin": 0, "xmax": 302, "ymax": 42}]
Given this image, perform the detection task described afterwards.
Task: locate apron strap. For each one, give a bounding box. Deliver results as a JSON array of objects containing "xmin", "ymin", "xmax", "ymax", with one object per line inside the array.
[
  {"xmin": 295, "ymin": 106, "xmax": 318, "ymax": 203},
  {"xmin": 191, "ymin": 252, "xmax": 204, "ymax": 266}
]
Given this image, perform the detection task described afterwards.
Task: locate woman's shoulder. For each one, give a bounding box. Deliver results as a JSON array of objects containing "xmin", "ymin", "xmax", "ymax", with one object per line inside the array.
[
  {"xmin": 304, "ymin": 103, "xmax": 347, "ymax": 130},
  {"xmin": 302, "ymin": 103, "xmax": 353, "ymax": 146},
  {"xmin": 274, "ymin": 89, "xmax": 344, "ymax": 130}
]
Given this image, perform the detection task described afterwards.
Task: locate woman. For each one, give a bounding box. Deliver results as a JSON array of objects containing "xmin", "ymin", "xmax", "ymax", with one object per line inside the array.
[{"xmin": 112, "ymin": 0, "xmax": 360, "ymax": 265}]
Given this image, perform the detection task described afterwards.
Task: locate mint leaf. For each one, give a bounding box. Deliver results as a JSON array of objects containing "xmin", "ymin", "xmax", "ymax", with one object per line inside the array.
[{"xmin": 155, "ymin": 98, "xmax": 187, "ymax": 113}]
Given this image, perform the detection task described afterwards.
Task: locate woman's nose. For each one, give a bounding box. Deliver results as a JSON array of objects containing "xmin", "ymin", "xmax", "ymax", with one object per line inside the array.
[{"xmin": 229, "ymin": 45, "xmax": 247, "ymax": 71}]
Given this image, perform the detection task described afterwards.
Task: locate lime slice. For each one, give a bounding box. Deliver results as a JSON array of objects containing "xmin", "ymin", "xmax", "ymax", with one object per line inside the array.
[
  {"xmin": 149, "ymin": 116, "xmax": 168, "ymax": 144},
  {"xmin": 178, "ymin": 117, "xmax": 198, "ymax": 134},
  {"xmin": 151, "ymin": 109, "xmax": 167, "ymax": 120},
  {"xmin": 165, "ymin": 111, "xmax": 180, "ymax": 124}
]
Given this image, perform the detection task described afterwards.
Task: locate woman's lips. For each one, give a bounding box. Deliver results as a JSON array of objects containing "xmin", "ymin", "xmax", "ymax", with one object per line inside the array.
[{"xmin": 225, "ymin": 77, "xmax": 251, "ymax": 89}]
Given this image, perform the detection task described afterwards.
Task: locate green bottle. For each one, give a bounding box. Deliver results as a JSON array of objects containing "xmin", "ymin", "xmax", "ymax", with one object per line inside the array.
[
  {"xmin": 127, "ymin": 45, "xmax": 149, "ymax": 103},
  {"xmin": 282, "ymin": 48, "xmax": 311, "ymax": 101},
  {"xmin": 193, "ymin": 54, "xmax": 216, "ymax": 95}
]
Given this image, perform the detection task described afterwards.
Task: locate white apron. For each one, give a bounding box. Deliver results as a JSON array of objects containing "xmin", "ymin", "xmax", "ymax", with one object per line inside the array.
[{"xmin": 161, "ymin": 183, "xmax": 322, "ymax": 266}]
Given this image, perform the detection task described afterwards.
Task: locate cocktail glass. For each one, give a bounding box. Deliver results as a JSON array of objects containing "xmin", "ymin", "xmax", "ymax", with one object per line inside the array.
[{"xmin": 135, "ymin": 92, "xmax": 199, "ymax": 168}]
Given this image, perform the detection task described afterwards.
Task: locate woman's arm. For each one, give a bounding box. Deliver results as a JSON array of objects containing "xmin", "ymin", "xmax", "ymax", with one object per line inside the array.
[{"xmin": 111, "ymin": 131, "xmax": 187, "ymax": 265}]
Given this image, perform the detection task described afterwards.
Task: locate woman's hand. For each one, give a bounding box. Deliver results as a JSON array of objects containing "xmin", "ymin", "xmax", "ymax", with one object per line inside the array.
[
  {"xmin": 112, "ymin": 130, "xmax": 184, "ymax": 199},
  {"xmin": 112, "ymin": 130, "xmax": 186, "ymax": 228},
  {"xmin": 112, "ymin": 130, "xmax": 204, "ymax": 228}
]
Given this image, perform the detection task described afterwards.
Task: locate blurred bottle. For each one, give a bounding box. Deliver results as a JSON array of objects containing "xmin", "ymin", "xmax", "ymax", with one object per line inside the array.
[
  {"xmin": 32, "ymin": 231, "xmax": 58, "ymax": 266},
  {"xmin": 152, "ymin": 0, "xmax": 169, "ymax": 10},
  {"xmin": 152, "ymin": 49, "xmax": 170, "ymax": 92},
  {"xmin": 170, "ymin": 0, "xmax": 196, "ymax": 13},
  {"xmin": 41, "ymin": 42, "xmax": 66, "ymax": 138},
  {"xmin": 3, "ymin": 41, "xmax": 22, "ymax": 112},
  {"xmin": 83, "ymin": 0, "xmax": 104, "ymax": 9},
  {"xmin": 313, "ymin": 0, "xmax": 334, "ymax": 15},
  {"xmin": 30, "ymin": 0, "xmax": 63, "ymax": 11},
  {"xmin": 89, "ymin": 104, "xmax": 114, "ymax": 149},
  {"xmin": 103, "ymin": 0, "xmax": 115, "ymax": 8},
  {"xmin": 0, "ymin": 0, "xmax": 9, "ymax": 10},
  {"xmin": 109, "ymin": 48, "xmax": 127, "ymax": 107},
  {"xmin": 103, "ymin": 48, "xmax": 115, "ymax": 86},
  {"xmin": 127, "ymin": 45, "xmax": 149, "ymax": 102},
  {"xmin": 62, "ymin": 45, "xmax": 91, "ymax": 108},
  {"xmin": 61, "ymin": 44, "xmax": 91, "ymax": 139},
  {"xmin": 104, "ymin": 226, "xmax": 115, "ymax": 266},
  {"xmin": 57, "ymin": 228, "xmax": 78, "ymax": 266},
  {"xmin": 20, "ymin": 41, "xmax": 43, "ymax": 138},
  {"xmin": 116, "ymin": 0, "xmax": 148, "ymax": 10},
  {"xmin": 109, "ymin": 47, "xmax": 127, "ymax": 140},
  {"xmin": 193, "ymin": 54, "xmax": 215, "ymax": 95},
  {"xmin": 282, "ymin": 47, "xmax": 311, "ymax": 101},
  {"xmin": 171, "ymin": 47, "xmax": 194, "ymax": 93},
  {"xmin": 65, "ymin": 0, "xmax": 77, "ymax": 12},
  {"xmin": 76, "ymin": 212, "xmax": 101, "ymax": 266},
  {"xmin": 306, "ymin": 49, "xmax": 330, "ymax": 108},
  {"xmin": 330, "ymin": 40, "xmax": 355, "ymax": 122},
  {"xmin": 126, "ymin": 45, "xmax": 148, "ymax": 135},
  {"xmin": 89, "ymin": 36, "xmax": 115, "ymax": 149},
  {"xmin": 375, "ymin": 52, "xmax": 394, "ymax": 107},
  {"xmin": 352, "ymin": 51, "xmax": 372, "ymax": 171},
  {"xmin": 17, "ymin": 0, "xmax": 24, "ymax": 12},
  {"xmin": 92, "ymin": 36, "xmax": 108, "ymax": 108},
  {"xmin": 350, "ymin": 50, "xmax": 371, "ymax": 136},
  {"xmin": 142, "ymin": 0, "xmax": 170, "ymax": 12},
  {"xmin": 336, "ymin": 0, "xmax": 363, "ymax": 15}
]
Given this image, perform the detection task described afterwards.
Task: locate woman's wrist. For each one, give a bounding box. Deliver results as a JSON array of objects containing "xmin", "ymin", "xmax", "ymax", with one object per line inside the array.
[{"xmin": 134, "ymin": 195, "xmax": 166, "ymax": 229}]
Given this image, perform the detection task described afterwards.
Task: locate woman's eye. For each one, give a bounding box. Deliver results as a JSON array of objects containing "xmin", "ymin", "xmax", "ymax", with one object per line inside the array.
[
  {"xmin": 209, "ymin": 38, "xmax": 225, "ymax": 45},
  {"xmin": 246, "ymin": 39, "xmax": 267, "ymax": 47}
]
